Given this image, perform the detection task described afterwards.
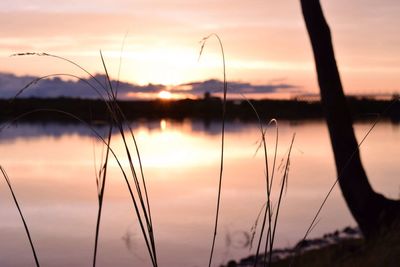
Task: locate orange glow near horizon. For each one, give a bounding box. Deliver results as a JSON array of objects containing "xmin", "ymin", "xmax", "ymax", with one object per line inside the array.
[{"xmin": 158, "ymin": 90, "xmax": 173, "ymax": 100}]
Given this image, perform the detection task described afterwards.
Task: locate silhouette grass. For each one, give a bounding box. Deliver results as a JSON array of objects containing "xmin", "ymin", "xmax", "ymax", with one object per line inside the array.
[
  {"xmin": 92, "ymin": 50, "xmax": 115, "ymax": 267},
  {"xmin": 0, "ymin": 166, "xmax": 40, "ymax": 267},
  {"xmin": 199, "ymin": 33, "xmax": 228, "ymax": 267},
  {"xmin": 8, "ymin": 52, "xmax": 158, "ymax": 267},
  {"xmin": 0, "ymin": 107, "xmax": 156, "ymax": 266},
  {"xmin": 243, "ymin": 96, "xmax": 296, "ymax": 267}
]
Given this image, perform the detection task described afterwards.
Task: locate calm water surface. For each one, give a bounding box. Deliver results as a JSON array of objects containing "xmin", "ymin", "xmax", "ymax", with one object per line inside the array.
[{"xmin": 0, "ymin": 119, "xmax": 399, "ymax": 267}]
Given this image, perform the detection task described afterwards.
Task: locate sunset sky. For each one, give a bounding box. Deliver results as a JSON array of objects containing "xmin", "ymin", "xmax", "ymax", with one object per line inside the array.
[{"xmin": 1, "ymin": 0, "xmax": 399, "ymax": 99}]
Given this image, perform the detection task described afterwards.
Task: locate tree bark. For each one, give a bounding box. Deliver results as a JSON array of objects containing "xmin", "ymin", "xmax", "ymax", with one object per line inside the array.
[{"xmin": 300, "ymin": 0, "xmax": 400, "ymax": 239}]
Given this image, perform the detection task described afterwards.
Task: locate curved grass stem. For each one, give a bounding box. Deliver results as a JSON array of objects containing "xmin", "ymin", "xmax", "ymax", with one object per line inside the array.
[{"xmin": 199, "ymin": 33, "xmax": 228, "ymax": 267}]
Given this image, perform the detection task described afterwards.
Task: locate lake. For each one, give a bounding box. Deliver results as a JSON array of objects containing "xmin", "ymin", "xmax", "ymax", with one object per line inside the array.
[{"xmin": 0, "ymin": 119, "xmax": 398, "ymax": 267}]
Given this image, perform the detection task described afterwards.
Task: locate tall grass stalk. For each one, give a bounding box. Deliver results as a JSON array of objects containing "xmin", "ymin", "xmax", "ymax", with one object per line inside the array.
[
  {"xmin": 0, "ymin": 166, "xmax": 40, "ymax": 267},
  {"xmin": 10, "ymin": 52, "xmax": 158, "ymax": 267},
  {"xmin": 1, "ymin": 107, "xmax": 156, "ymax": 264},
  {"xmin": 241, "ymin": 98, "xmax": 275, "ymax": 267},
  {"xmin": 199, "ymin": 33, "xmax": 228, "ymax": 267},
  {"xmin": 243, "ymin": 97, "xmax": 296, "ymax": 267},
  {"xmin": 92, "ymin": 50, "xmax": 115, "ymax": 267},
  {"xmin": 92, "ymin": 124, "xmax": 112, "ymax": 267},
  {"xmin": 269, "ymin": 134, "xmax": 294, "ymax": 263}
]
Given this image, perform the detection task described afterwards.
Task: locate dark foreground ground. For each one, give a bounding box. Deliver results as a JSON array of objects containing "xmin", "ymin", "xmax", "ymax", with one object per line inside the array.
[
  {"xmin": 222, "ymin": 227, "xmax": 400, "ymax": 267},
  {"xmin": 0, "ymin": 97, "xmax": 399, "ymax": 123}
]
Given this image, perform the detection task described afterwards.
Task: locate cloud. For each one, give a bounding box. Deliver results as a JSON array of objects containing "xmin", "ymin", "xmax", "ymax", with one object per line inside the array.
[
  {"xmin": 0, "ymin": 72, "xmax": 300, "ymax": 99},
  {"xmin": 0, "ymin": 72, "xmax": 166, "ymax": 99},
  {"xmin": 172, "ymin": 79, "xmax": 299, "ymax": 96}
]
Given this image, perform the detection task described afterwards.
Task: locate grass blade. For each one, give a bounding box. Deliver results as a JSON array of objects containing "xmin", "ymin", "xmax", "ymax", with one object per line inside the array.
[
  {"xmin": 92, "ymin": 124, "xmax": 113, "ymax": 267},
  {"xmin": 199, "ymin": 33, "xmax": 228, "ymax": 267},
  {"xmin": 1, "ymin": 166, "xmax": 40, "ymax": 267}
]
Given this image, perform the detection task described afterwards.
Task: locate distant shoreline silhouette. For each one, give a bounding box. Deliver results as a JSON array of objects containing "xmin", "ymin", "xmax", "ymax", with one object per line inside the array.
[{"xmin": 0, "ymin": 97, "xmax": 398, "ymax": 123}]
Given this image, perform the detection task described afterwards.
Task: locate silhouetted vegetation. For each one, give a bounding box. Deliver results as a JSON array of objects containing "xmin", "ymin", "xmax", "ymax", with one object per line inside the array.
[{"xmin": 0, "ymin": 97, "xmax": 398, "ymax": 123}]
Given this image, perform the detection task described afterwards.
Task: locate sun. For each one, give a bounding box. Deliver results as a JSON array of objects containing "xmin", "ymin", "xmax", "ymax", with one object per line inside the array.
[{"xmin": 158, "ymin": 90, "xmax": 172, "ymax": 100}]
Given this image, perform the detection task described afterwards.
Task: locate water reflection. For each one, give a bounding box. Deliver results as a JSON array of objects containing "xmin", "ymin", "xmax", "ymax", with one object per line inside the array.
[
  {"xmin": 0, "ymin": 119, "xmax": 398, "ymax": 267},
  {"xmin": 0, "ymin": 119, "xmax": 292, "ymax": 143}
]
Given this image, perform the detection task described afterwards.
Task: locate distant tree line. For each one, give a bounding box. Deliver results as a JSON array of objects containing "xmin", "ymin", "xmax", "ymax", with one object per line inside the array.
[{"xmin": 0, "ymin": 97, "xmax": 398, "ymax": 123}]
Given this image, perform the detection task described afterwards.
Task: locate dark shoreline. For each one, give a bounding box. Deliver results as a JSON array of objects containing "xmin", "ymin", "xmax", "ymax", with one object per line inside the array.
[
  {"xmin": 221, "ymin": 227, "xmax": 363, "ymax": 267},
  {"xmin": 222, "ymin": 224, "xmax": 400, "ymax": 267},
  {"xmin": 0, "ymin": 97, "xmax": 399, "ymax": 123}
]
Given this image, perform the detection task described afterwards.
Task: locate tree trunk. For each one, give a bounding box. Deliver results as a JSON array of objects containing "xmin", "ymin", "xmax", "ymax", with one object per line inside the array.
[{"xmin": 300, "ymin": 0, "xmax": 400, "ymax": 239}]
